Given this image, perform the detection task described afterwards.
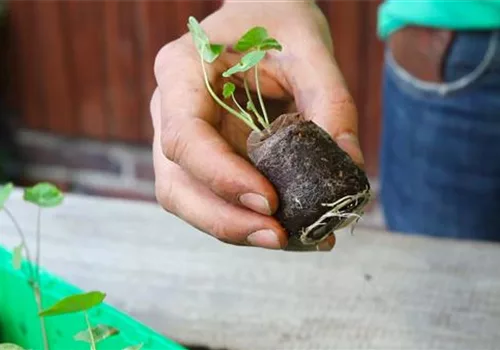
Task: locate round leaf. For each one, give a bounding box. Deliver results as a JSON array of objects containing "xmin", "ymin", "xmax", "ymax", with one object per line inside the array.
[
  {"xmin": 223, "ymin": 82, "xmax": 236, "ymax": 98},
  {"xmin": 39, "ymin": 291, "xmax": 106, "ymax": 317},
  {"xmin": 23, "ymin": 182, "xmax": 63, "ymax": 208},
  {"xmin": 222, "ymin": 50, "xmax": 266, "ymax": 78},
  {"xmin": 259, "ymin": 38, "xmax": 283, "ymax": 51},
  {"xmin": 234, "ymin": 26, "xmax": 269, "ymax": 52},
  {"xmin": 187, "ymin": 16, "xmax": 224, "ymax": 63}
]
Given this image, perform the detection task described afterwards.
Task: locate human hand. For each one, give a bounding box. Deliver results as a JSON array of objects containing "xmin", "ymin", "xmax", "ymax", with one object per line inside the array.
[{"xmin": 150, "ymin": 1, "xmax": 364, "ymax": 251}]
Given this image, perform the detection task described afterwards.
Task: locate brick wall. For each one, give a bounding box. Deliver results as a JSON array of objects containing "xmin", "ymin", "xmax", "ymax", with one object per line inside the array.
[{"xmin": 17, "ymin": 129, "xmax": 156, "ymax": 201}]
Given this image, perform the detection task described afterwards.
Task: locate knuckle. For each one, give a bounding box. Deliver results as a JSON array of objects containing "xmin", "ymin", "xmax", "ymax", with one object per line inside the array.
[
  {"xmin": 160, "ymin": 120, "xmax": 187, "ymax": 165},
  {"xmin": 153, "ymin": 39, "xmax": 189, "ymax": 82},
  {"xmin": 155, "ymin": 175, "xmax": 176, "ymax": 215}
]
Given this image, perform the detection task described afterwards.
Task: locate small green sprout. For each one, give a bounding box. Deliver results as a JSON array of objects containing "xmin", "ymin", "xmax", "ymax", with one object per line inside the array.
[
  {"xmin": 40, "ymin": 291, "xmax": 111, "ymax": 350},
  {"xmin": 187, "ymin": 16, "xmax": 283, "ymax": 132},
  {"xmin": 39, "ymin": 291, "xmax": 106, "ymax": 317},
  {"xmin": 23, "ymin": 182, "xmax": 64, "ymax": 208},
  {"xmin": 73, "ymin": 324, "xmax": 119, "ymax": 345}
]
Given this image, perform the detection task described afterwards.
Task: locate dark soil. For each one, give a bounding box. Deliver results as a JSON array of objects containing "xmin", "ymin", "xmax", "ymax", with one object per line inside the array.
[{"xmin": 247, "ymin": 113, "xmax": 371, "ymax": 251}]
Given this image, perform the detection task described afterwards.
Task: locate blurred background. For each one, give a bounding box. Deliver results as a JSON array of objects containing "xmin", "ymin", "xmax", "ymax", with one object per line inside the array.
[{"xmin": 0, "ymin": 0, "xmax": 384, "ymax": 227}]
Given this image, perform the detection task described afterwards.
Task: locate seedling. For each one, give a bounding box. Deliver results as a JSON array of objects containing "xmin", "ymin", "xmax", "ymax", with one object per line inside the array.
[
  {"xmin": 0, "ymin": 182, "xmax": 145, "ymax": 350},
  {"xmin": 188, "ymin": 17, "xmax": 371, "ymax": 251}
]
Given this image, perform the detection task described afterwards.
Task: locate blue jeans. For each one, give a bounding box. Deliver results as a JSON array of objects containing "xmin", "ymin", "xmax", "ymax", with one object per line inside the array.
[{"xmin": 380, "ymin": 30, "xmax": 500, "ymax": 241}]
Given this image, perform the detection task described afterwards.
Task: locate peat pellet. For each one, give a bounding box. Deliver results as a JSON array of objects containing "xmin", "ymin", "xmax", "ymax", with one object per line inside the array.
[{"xmin": 247, "ymin": 113, "xmax": 371, "ymax": 251}]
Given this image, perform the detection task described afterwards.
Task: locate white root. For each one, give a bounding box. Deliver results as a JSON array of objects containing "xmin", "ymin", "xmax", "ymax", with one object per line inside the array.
[{"xmin": 299, "ymin": 188, "xmax": 371, "ymax": 245}]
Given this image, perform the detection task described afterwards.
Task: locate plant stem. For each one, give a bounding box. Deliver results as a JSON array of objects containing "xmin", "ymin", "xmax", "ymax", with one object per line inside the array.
[
  {"xmin": 243, "ymin": 76, "xmax": 267, "ymax": 129},
  {"xmin": 33, "ymin": 284, "xmax": 50, "ymax": 350},
  {"xmin": 3, "ymin": 206, "xmax": 35, "ymax": 280},
  {"xmin": 230, "ymin": 94, "xmax": 253, "ymax": 122},
  {"xmin": 254, "ymin": 65, "xmax": 269, "ymax": 126},
  {"xmin": 84, "ymin": 311, "xmax": 97, "ymax": 350},
  {"xmin": 199, "ymin": 50, "xmax": 260, "ymax": 132},
  {"xmin": 3, "ymin": 207, "xmax": 49, "ymax": 349},
  {"xmin": 35, "ymin": 207, "xmax": 41, "ymax": 280}
]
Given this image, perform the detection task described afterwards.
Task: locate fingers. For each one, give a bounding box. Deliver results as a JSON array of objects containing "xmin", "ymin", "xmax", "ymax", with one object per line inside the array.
[
  {"xmin": 151, "ymin": 95, "xmax": 287, "ymax": 249},
  {"xmin": 153, "ymin": 41, "xmax": 279, "ymax": 216},
  {"xmin": 283, "ymin": 42, "xmax": 365, "ymax": 168}
]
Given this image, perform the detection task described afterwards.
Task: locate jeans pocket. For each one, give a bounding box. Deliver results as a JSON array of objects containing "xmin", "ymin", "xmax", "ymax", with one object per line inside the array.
[{"xmin": 385, "ymin": 30, "xmax": 499, "ymax": 97}]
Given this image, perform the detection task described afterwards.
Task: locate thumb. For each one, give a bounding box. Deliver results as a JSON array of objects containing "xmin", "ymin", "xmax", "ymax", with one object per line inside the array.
[{"xmin": 283, "ymin": 47, "xmax": 365, "ymax": 168}]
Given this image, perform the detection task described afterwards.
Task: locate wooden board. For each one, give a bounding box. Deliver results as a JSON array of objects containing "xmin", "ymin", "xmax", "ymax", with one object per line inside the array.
[{"xmin": 1, "ymin": 189, "xmax": 499, "ymax": 350}]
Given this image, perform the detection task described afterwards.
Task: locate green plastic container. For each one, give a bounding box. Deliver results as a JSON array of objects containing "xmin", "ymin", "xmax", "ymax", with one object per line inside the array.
[{"xmin": 0, "ymin": 245, "xmax": 186, "ymax": 350}]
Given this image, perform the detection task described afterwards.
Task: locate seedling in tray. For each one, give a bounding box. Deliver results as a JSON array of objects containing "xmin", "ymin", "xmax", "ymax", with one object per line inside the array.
[
  {"xmin": 187, "ymin": 16, "xmax": 372, "ymax": 251},
  {"xmin": 0, "ymin": 182, "xmax": 143, "ymax": 350}
]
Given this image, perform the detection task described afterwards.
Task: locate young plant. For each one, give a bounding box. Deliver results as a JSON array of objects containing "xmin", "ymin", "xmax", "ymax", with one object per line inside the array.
[
  {"xmin": 0, "ymin": 183, "xmax": 143, "ymax": 350},
  {"xmin": 39, "ymin": 291, "xmax": 119, "ymax": 350},
  {"xmin": 187, "ymin": 17, "xmax": 372, "ymax": 251},
  {"xmin": 187, "ymin": 17, "xmax": 282, "ymax": 132}
]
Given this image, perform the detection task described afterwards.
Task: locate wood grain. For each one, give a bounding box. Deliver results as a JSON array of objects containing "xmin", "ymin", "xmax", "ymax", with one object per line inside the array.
[
  {"xmin": 1, "ymin": 189, "xmax": 499, "ymax": 350},
  {"xmin": 60, "ymin": 0, "xmax": 109, "ymax": 140},
  {"xmin": 34, "ymin": 0, "xmax": 75, "ymax": 136}
]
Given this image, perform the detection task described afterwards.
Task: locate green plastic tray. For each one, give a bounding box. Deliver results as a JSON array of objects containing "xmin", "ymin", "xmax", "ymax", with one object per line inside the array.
[{"xmin": 0, "ymin": 245, "xmax": 186, "ymax": 350}]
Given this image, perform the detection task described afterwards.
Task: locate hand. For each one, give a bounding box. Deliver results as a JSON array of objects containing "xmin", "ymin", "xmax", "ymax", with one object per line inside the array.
[{"xmin": 150, "ymin": 1, "xmax": 364, "ymax": 250}]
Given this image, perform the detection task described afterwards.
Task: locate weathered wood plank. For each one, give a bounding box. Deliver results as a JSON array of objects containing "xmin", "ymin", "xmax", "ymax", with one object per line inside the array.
[{"xmin": 1, "ymin": 189, "xmax": 499, "ymax": 350}]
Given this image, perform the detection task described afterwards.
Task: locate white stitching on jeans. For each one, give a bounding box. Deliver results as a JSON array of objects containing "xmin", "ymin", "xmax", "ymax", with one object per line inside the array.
[{"xmin": 386, "ymin": 30, "xmax": 499, "ymax": 95}]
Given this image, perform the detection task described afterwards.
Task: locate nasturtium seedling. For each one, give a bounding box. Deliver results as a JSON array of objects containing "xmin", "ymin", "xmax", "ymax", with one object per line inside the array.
[
  {"xmin": 39, "ymin": 291, "xmax": 106, "ymax": 317},
  {"xmin": 23, "ymin": 182, "xmax": 63, "ymax": 208},
  {"xmin": 187, "ymin": 16, "xmax": 283, "ymax": 132},
  {"xmin": 0, "ymin": 182, "xmax": 13, "ymax": 210},
  {"xmin": 74, "ymin": 324, "xmax": 119, "ymax": 343}
]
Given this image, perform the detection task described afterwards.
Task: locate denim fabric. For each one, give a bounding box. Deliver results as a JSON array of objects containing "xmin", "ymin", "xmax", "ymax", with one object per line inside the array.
[{"xmin": 380, "ymin": 30, "xmax": 500, "ymax": 241}]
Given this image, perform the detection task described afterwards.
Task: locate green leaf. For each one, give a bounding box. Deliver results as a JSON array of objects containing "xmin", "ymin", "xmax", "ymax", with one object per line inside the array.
[
  {"xmin": 187, "ymin": 16, "xmax": 224, "ymax": 63},
  {"xmin": 39, "ymin": 291, "xmax": 106, "ymax": 317},
  {"xmin": 222, "ymin": 50, "xmax": 266, "ymax": 78},
  {"xmin": 0, "ymin": 182, "xmax": 13, "ymax": 210},
  {"xmin": 74, "ymin": 324, "xmax": 119, "ymax": 343},
  {"xmin": 234, "ymin": 27, "xmax": 282, "ymax": 52},
  {"xmin": 12, "ymin": 243, "xmax": 23, "ymax": 270},
  {"xmin": 234, "ymin": 26, "xmax": 269, "ymax": 52},
  {"xmin": 122, "ymin": 344, "xmax": 144, "ymax": 350},
  {"xmin": 223, "ymin": 82, "xmax": 235, "ymax": 98},
  {"xmin": 0, "ymin": 344, "xmax": 26, "ymax": 350},
  {"xmin": 259, "ymin": 38, "xmax": 283, "ymax": 51},
  {"xmin": 23, "ymin": 182, "xmax": 63, "ymax": 208}
]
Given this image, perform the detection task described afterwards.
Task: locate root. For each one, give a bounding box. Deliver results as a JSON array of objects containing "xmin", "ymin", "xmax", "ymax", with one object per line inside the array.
[{"xmin": 299, "ymin": 188, "xmax": 371, "ymax": 245}]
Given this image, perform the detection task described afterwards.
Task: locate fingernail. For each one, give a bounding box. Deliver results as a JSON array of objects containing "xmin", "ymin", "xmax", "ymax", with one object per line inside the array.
[
  {"xmin": 336, "ymin": 133, "xmax": 365, "ymax": 167},
  {"xmin": 239, "ymin": 193, "xmax": 272, "ymax": 215},
  {"xmin": 317, "ymin": 235, "xmax": 336, "ymax": 251},
  {"xmin": 246, "ymin": 230, "xmax": 282, "ymax": 249}
]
